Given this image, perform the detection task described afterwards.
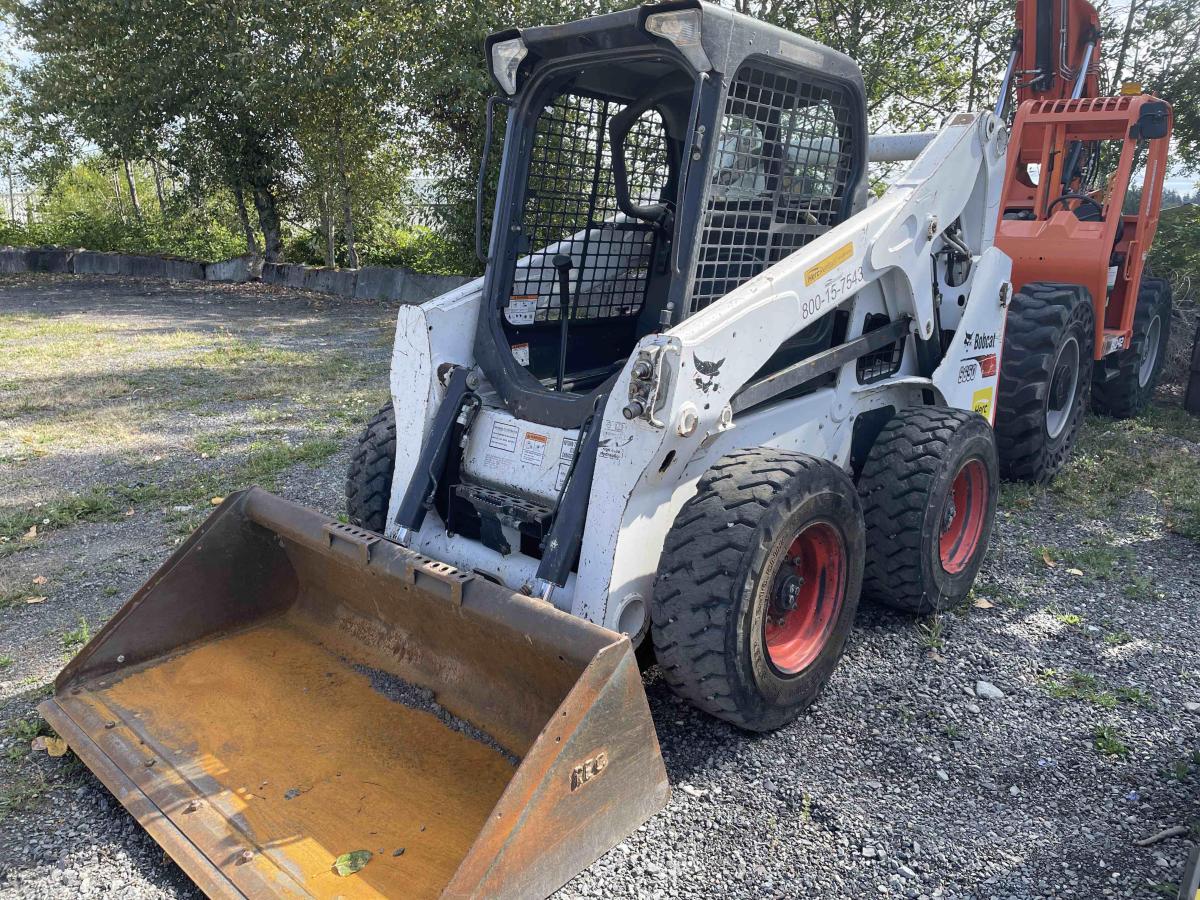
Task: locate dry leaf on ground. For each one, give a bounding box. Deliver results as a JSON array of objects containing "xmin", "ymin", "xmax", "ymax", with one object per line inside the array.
[{"xmin": 332, "ymin": 850, "xmax": 372, "ymax": 877}]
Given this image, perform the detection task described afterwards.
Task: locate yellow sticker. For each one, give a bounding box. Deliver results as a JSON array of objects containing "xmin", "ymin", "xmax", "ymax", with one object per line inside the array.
[
  {"xmin": 972, "ymin": 386, "xmax": 994, "ymax": 419},
  {"xmin": 804, "ymin": 241, "xmax": 854, "ymax": 286}
]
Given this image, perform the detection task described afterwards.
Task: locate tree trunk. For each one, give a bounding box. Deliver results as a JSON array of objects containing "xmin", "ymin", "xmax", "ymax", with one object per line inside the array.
[
  {"xmin": 123, "ymin": 159, "xmax": 143, "ymax": 220},
  {"xmin": 250, "ymin": 180, "xmax": 284, "ymax": 262},
  {"xmin": 965, "ymin": 17, "xmax": 982, "ymax": 112},
  {"xmin": 6, "ymin": 167, "xmax": 14, "ymax": 222},
  {"xmin": 150, "ymin": 159, "xmax": 166, "ymax": 209},
  {"xmin": 317, "ymin": 186, "xmax": 335, "ymax": 268},
  {"xmin": 232, "ymin": 182, "xmax": 259, "ymax": 256},
  {"xmin": 1111, "ymin": 0, "xmax": 1140, "ymax": 91},
  {"xmin": 335, "ymin": 122, "xmax": 358, "ymax": 269}
]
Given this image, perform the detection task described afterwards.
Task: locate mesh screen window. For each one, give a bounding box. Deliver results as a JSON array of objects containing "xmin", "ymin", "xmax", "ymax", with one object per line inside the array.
[
  {"xmin": 513, "ymin": 93, "xmax": 669, "ymax": 323},
  {"xmin": 690, "ymin": 63, "xmax": 857, "ymax": 313}
]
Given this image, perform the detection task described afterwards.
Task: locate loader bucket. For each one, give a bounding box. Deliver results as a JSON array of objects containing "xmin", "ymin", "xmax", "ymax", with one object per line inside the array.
[{"xmin": 39, "ymin": 488, "xmax": 668, "ymax": 899}]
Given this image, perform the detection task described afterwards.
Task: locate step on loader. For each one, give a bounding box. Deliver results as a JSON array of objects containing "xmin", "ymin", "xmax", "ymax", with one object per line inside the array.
[{"xmin": 44, "ymin": 2, "xmax": 1016, "ymax": 896}]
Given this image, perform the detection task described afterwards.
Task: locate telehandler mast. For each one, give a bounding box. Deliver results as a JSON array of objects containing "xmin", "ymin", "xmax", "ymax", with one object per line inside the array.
[{"xmin": 45, "ymin": 3, "xmax": 1021, "ymax": 896}]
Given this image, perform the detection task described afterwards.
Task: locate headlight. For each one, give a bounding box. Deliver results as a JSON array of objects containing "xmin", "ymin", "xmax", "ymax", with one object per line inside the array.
[
  {"xmin": 644, "ymin": 8, "xmax": 709, "ymax": 71},
  {"xmin": 645, "ymin": 9, "xmax": 702, "ymax": 49},
  {"xmin": 491, "ymin": 37, "xmax": 528, "ymax": 96}
]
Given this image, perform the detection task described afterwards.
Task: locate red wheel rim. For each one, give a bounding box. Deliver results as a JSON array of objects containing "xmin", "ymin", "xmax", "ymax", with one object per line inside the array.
[
  {"xmin": 763, "ymin": 522, "xmax": 847, "ymax": 675},
  {"xmin": 939, "ymin": 459, "xmax": 988, "ymax": 574}
]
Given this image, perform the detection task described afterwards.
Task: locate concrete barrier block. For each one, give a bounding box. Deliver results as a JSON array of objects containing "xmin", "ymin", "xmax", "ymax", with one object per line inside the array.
[
  {"xmin": 204, "ymin": 256, "xmax": 255, "ymax": 283},
  {"xmin": 73, "ymin": 251, "xmax": 121, "ymax": 275},
  {"xmin": 398, "ymin": 272, "xmax": 472, "ymax": 304},
  {"xmin": 0, "ymin": 247, "xmax": 30, "ymax": 273},
  {"xmin": 287, "ymin": 265, "xmax": 307, "ymax": 289},
  {"xmin": 262, "ymin": 261, "xmax": 308, "ymax": 287},
  {"xmin": 354, "ymin": 266, "xmax": 406, "ymax": 301},
  {"xmin": 118, "ymin": 254, "xmax": 169, "ymax": 278},
  {"xmin": 303, "ymin": 267, "xmax": 357, "ymax": 297},
  {"xmin": 161, "ymin": 258, "xmax": 206, "ymax": 281},
  {"xmin": 27, "ymin": 248, "xmax": 75, "ymax": 273}
]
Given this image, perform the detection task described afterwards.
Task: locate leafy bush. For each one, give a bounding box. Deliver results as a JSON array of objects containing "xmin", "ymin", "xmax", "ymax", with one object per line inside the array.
[
  {"xmin": 1148, "ymin": 205, "xmax": 1200, "ymax": 385},
  {"xmin": 0, "ymin": 208, "xmax": 246, "ymax": 261},
  {"xmin": 363, "ymin": 225, "xmax": 476, "ymax": 275}
]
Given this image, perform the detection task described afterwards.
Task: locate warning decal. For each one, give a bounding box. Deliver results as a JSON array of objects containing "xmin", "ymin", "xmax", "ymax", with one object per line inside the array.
[
  {"xmin": 972, "ymin": 386, "xmax": 994, "ymax": 421},
  {"xmin": 506, "ymin": 295, "xmax": 538, "ymax": 325},
  {"xmin": 488, "ymin": 421, "xmax": 519, "ymax": 453},
  {"xmin": 521, "ymin": 431, "xmax": 548, "ymax": 465}
]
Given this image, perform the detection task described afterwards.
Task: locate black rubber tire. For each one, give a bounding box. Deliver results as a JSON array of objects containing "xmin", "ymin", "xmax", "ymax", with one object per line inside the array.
[
  {"xmin": 1091, "ymin": 276, "xmax": 1172, "ymax": 418},
  {"xmin": 650, "ymin": 449, "xmax": 865, "ymax": 732},
  {"xmin": 858, "ymin": 407, "xmax": 999, "ymax": 615},
  {"xmin": 345, "ymin": 402, "xmax": 396, "ymax": 534},
  {"xmin": 995, "ymin": 282, "xmax": 1095, "ymax": 483}
]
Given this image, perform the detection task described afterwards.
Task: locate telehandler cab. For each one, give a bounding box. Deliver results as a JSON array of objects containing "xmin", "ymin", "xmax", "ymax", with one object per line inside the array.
[{"xmin": 44, "ymin": 3, "xmax": 1016, "ymax": 896}]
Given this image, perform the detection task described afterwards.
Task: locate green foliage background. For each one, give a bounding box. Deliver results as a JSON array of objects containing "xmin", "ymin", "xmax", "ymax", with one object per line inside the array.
[{"xmin": 0, "ymin": 0, "xmax": 1195, "ymax": 276}]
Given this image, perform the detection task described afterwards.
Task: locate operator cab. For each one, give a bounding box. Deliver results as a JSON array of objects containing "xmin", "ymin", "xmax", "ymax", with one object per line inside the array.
[{"xmin": 475, "ymin": 1, "xmax": 867, "ymax": 428}]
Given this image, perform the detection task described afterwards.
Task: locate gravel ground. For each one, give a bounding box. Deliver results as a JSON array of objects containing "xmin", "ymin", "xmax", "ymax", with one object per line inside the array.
[{"xmin": 1, "ymin": 275, "xmax": 1198, "ymax": 899}]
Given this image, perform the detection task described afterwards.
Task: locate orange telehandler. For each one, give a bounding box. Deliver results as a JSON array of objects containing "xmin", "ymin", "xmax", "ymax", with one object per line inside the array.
[{"xmin": 991, "ymin": 0, "xmax": 1174, "ymax": 482}]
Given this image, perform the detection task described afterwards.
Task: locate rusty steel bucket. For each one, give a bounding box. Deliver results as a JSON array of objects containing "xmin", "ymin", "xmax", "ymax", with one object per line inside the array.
[{"xmin": 39, "ymin": 488, "xmax": 669, "ymax": 899}]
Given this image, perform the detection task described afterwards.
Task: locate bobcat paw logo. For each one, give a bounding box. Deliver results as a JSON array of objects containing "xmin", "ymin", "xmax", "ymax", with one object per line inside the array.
[{"xmin": 693, "ymin": 354, "xmax": 725, "ymax": 394}]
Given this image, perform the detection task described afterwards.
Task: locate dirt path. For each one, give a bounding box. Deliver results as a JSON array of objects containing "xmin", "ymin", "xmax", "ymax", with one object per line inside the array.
[{"xmin": 1, "ymin": 274, "xmax": 1197, "ymax": 899}]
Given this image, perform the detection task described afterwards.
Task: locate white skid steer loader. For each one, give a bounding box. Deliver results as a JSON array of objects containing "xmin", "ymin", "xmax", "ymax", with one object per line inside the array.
[{"xmin": 43, "ymin": 2, "xmax": 1012, "ymax": 897}]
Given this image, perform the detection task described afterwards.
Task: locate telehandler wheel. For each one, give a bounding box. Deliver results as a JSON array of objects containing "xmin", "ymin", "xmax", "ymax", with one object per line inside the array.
[
  {"xmin": 345, "ymin": 401, "xmax": 396, "ymax": 533},
  {"xmin": 994, "ymin": 282, "xmax": 1095, "ymax": 484},
  {"xmin": 650, "ymin": 449, "xmax": 864, "ymax": 732},
  {"xmin": 1091, "ymin": 276, "xmax": 1172, "ymax": 418},
  {"xmin": 858, "ymin": 407, "xmax": 999, "ymax": 615}
]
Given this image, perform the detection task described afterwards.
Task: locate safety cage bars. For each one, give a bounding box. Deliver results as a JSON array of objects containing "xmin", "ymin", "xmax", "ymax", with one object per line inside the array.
[
  {"xmin": 509, "ymin": 91, "xmax": 671, "ymax": 323},
  {"xmin": 690, "ymin": 60, "xmax": 859, "ymax": 314}
]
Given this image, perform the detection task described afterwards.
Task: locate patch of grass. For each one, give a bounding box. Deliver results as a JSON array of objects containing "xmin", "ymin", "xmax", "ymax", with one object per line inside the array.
[
  {"xmin": 1092, "ymin": 725, "xmax": 1129, "ymax": 757},
  {"xmin": 60, "ymin": 617, "xmax": 91, "ymax": 651},
  {"xmin": 974, "ymin": 583, "xmax": 1028, "ymax": 609},
  {"xmin": 1043, "ymin": 671, "xmax": 1154, "ymax": 711},
  {"xmin": 239, "ymin": 437, "xmax": 341, "ymax": 485},
  {"xmin": 1166, "ymin": 757, "xmax": 1194, "ymax": 781},
  {"xmin": 0, "ymin": 436, "xmax": 343, "ymax": 545},
  {"xmin": 0, "ymin": 655, "xmax": 13, "ymax": 670},
  {"xmin": 1103, "ymin": 629, "xmax": 1134, "ymax": 646},
  {"xmin": 1044, "ymin": 671, "xmax": 1117, "ymax": 708},
  {"xmin": 1051, "ymin": 410, "xmax": 1200, "ymax": 539},
  {"xmin": 1054, "ymin": 611, "xmax": 1084, "ymax": 627},
  {"xmin": 0, "ymin": 487, "xmax": 123, "ymax": 540},
  {"xmin": 4, "ymin": 717, "xmax": 49, "ymax": 744},
  {"xmin": 0, "ymin": 769, "xmax": 49, "ymax": 820},
  {"xmin": 1124, "ymin": 573, "xmax": 1161, "ymax": 602},
  {"xmin": 3, "ymin": 716, "xmax": 51, "ymax": 761},
  {"xmin": 1000, "ymin": 480, "xmax": 1039, "ymax": 510},
  {"xmin": 192, "ymin": 428, "xmax": 247, "ymax": 457},
  {"xmin": 1, "ymin": 589, "xmax": 34, "ymax": 610},
  {"xmin": 916, "ymin": 616, "xmax": 945, "ymax": 650},
  {"xmin": 1114, "ymin": 686, "xmax": 1155, "ymax": 709}
]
